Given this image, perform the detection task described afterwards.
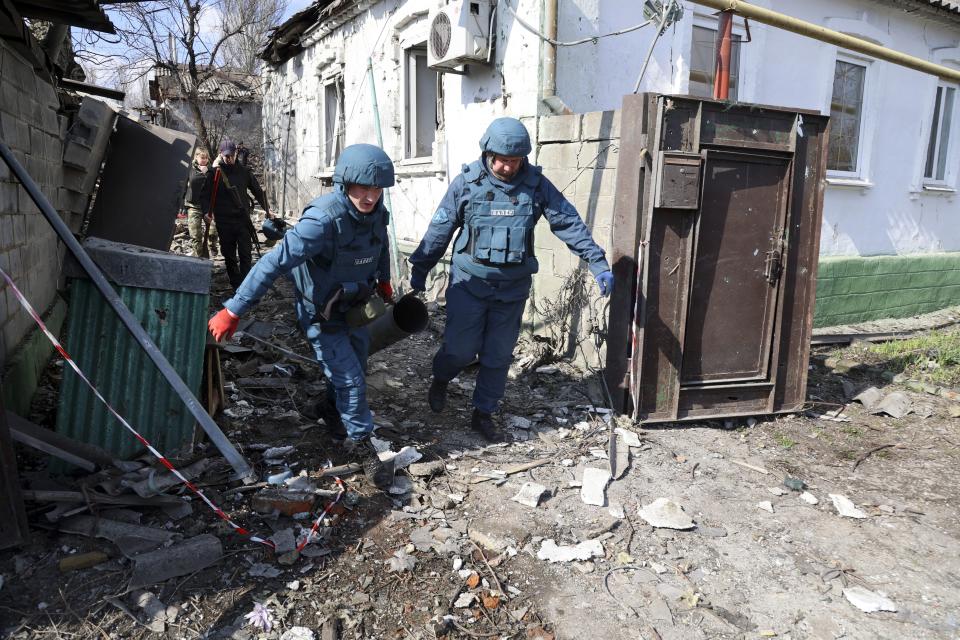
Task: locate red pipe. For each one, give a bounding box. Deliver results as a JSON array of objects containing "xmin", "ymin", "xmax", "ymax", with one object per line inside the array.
[{"xmin": 713, "ymin": 11, "xmax": 734, "ymax": 100}]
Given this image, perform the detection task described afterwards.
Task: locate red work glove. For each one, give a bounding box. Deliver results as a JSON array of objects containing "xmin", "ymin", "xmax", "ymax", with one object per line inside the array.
[
  {"xmin": 208, "ymin": 308, "xmax": 240, "ymax": 342},
  {"xmin": 377, "ymin": 280, "xmax": 394, "ymax": 303}
]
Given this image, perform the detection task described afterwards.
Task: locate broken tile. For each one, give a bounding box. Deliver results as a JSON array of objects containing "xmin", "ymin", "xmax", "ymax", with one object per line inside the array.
[
  {"xmin": 637, "ymin": 498, "xmax": 695, "ymax": 530},
  {"xmin": 830, "ymin": 494, "xmax": 868, "ymax": 519},
  {"xmin": 269, "ymin": 528, "xmax": 297, "ymax": 554},
  {"xmin": 536, "ymin": 539, "xmax": 604, "ymax": 563},
  {"xmin": 129, "ymin": 535, "xmax": 222, "ymax": 589},
  {"xmin": 757, "ymin": 501, "xmax": 774, "ymax": 513},
  {"xmin": 614, "ymin": 427, "xmax": 642, "ymax": 447},
  {"xmin": 843, "ymin": 586, "xmax": 897, "ymax": 613},
  {"xmin": 580, "ymin": 467, "xmax": 611, "ymax": 506},
  {"xmin": 871, "ymin": 392, "xmax": 911, "ymax": 419},
  {"xmin": 800, "ymin": 492, "xmax": 819, "ymax": 505},
  {"xmin": 853, "ymin": 386, "xmax": 883, "ymax": 410},
  {"xmin": 511, "ymin": 482, "xmax": 547, "ymax": 508},
  {"xmin": 247, "ymin": 563, "xmax": 283, "ymax": 578}
]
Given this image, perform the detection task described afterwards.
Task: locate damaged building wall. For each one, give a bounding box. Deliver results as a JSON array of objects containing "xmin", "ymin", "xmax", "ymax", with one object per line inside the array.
[
  {"xmin": 0, "ymin": 33, "xmax": 68, "ymax": 412},
  {"xmin": 551, "ymin": 0, "xmax": 960, "ymax": 325},
  {"xmin": 261, "ymin": 0, "xmax": 542, "ymax": 242},
  {"xmin": 263, "ymin": 0, "xmax": 960, "ymax": 342},
  {"xmin": 527, "ymin": 111, "xmax": 619, "ymax": 369}
]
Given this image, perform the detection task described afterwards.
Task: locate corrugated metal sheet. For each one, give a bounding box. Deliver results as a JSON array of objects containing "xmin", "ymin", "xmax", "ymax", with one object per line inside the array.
[{"xmin": 56, "ymin": 279, "xmax": 208, "ymax": 460}]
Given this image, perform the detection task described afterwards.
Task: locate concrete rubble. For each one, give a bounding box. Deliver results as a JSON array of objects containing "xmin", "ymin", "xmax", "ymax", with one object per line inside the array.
[{"xmin": 4, "ymin": 256, "xmax": 959, "ymax": 640}]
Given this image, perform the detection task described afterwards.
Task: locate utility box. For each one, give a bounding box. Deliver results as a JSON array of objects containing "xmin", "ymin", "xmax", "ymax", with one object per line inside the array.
[
  {"xmin": 56, "ymin": 238, "xmax": 211, "ymax": 459},
  {"xmin": 606, "ymin": 95, "xmax": 828, "ymax": 422}
]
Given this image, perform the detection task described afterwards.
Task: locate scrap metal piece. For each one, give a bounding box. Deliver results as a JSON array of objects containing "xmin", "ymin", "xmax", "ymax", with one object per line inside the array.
[
  {"xmin": 60, "ymin": 515, "xmax": 174, "ymax": 558},
  {"xmin": 128, "ymin": 534, "xmax": 222, "ymax": 589}
]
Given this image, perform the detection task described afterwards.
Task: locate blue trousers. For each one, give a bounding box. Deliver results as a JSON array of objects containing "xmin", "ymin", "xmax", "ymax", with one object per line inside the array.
[
  {"xmin": 433, "ymin": 280, "xmax": 527, "ymax": 414},
  {"xmin": 306, "ymin": 324, "xmax": 373, "ymax": 441}
]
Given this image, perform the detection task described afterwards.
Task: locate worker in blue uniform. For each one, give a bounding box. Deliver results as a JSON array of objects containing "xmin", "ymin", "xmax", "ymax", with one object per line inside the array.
[
  {"xmin": 409, "ymin": 117, "xmax": 614, "ymax": 442},
  {"xmin": 208, "ymin": 144, "xmax": 397, "ymax": 489}
]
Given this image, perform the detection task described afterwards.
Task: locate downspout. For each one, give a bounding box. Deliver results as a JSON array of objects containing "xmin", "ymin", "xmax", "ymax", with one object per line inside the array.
[
  {"xmin": 540, "ymin": 0, "xmax": 572, "ymax": 115},
  {"xmin": 367, "ymin": 58, "xmax": 404, "ymax": 293}
]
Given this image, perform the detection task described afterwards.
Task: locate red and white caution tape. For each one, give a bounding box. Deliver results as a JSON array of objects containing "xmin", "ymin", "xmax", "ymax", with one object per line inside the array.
[{"xmin": 0, "ymin": 266, "xmax": 345, "ymax": 552}]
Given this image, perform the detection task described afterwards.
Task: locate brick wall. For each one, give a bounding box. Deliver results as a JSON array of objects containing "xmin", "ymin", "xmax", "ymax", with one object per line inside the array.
[
  {"xmin": 528, "ymin": 111, "xmax": 620, "ymax": 368},
  {"xmin": 0, "ymin": 39, "xmax": 65, "ymax": 367}
]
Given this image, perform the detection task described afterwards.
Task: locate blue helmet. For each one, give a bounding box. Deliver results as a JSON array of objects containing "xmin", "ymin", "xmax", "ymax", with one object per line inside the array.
[
  {"xmin": 479, "ymin": 117, "xmax": 532, "ymax": 157},
  {"xmin": 333, "ymin": 143, "xmax": 395, "ymax": 187}
]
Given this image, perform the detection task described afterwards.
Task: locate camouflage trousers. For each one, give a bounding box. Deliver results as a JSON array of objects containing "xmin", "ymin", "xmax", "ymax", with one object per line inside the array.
[{"xmin": 187, "ymin": 206, "xmax": 219, "ymax": 258}]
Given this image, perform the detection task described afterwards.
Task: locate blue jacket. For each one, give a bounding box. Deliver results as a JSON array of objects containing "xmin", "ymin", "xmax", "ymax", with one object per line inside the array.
[
  {"xmin": 409, "ymin": 157, "xmax": 609, "ymax": 297},
  {"xmin": 225, "ymin": 188, "xmax": 390, "ymax": 330}
]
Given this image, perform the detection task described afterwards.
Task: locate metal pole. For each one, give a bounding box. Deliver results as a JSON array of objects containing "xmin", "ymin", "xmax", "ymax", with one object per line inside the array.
[
  {"xmin": 0, "ymin": 141, "xmax": 256, "ymax": 483},
  {"xmin": 367, "ymin": 58, "xmax": 404, "ymax": 293},
  {"xmin": 689, "ymin": 0, "xmax": 960, "ymax": 83},
  {"xmin": 712, "ymin": 11, "xmax": 734, "ymax": 100}
]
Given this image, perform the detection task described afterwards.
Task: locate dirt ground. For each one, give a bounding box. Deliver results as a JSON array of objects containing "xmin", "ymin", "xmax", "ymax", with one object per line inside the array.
[{"xmin": 1, "ymin": 255, "xmax": 959, "ymax": 640}]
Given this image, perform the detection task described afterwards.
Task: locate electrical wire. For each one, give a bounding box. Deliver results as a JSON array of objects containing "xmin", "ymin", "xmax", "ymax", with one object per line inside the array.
[
  {"xmin": 632, "ymin": 1, "xmax": 678, "ymax": 93},
  {"xmin": 502, "ymin": 0, "xmax": 652, "ymax": 47}
]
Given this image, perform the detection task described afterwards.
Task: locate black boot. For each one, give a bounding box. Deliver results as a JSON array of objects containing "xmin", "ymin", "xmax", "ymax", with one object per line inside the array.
[
  {"xmin": 344, "ymin": 437, "xmax": 395, "ymax": 490},
  {"xmin": 304, "ymin": 395, "xmax": 347, "ymax": 440},
  {"xmin": 428, "ymin": 378, "xmax": 448, "ymax": 413},
  {"xmin": 471, "ymin": 409, "xmax": 503, "ymax": 443}
]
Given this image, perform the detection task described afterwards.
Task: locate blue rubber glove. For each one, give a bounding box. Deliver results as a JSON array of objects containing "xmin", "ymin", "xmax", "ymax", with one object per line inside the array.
[
  {"xmin": 595, "ymin": 270, "xmax": 614, "ymax": 297},
  {"xmin": 409, "ymin": 273, "xmax": 426, "ymax": 292}
]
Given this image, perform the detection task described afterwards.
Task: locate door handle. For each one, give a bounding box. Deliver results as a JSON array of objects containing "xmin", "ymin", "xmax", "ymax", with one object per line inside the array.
[{"xmin": 763, "ymin": 248, "xmax": 782, "ymax": 284}]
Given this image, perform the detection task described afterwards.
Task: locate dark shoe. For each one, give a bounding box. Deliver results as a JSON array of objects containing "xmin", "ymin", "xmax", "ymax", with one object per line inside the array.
[
  {"xmin": 428, "ymin": 378, "xmax": 448, "ymax": 413},
  {"xmin": 303, "ymin": 397, "xmax": 347, "ymax": 440},
  {"xmin": 345, "ymin": 438, "xmax": 394, "ymax": 490},
  {"xmin": 471, "ymin": 409, "xmax": 503, "ymax": 443}
]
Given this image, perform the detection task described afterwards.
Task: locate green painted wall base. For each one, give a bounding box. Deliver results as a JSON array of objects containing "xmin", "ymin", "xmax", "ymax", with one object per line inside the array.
[
  {"xmin": 2, "ymin": 296, "xmax": 67, "ymax": 417},
  {"xmin": 814, "ymin": 253, "xmax": 960, "ymax": 328}
]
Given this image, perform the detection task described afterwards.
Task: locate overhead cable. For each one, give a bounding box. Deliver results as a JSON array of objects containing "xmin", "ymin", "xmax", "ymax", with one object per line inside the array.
[{"xmin": 502, "ymin": 0, "xmax": 653, "ymax": 47}]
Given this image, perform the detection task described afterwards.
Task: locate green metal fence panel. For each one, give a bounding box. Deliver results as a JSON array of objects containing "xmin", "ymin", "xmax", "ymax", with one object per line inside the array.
[{"xmin": 56, "ymin": 239, "xmax": 210, "ymax": 460}]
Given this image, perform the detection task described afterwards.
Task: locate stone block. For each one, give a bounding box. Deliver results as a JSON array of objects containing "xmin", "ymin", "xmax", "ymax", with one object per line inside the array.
[
  {"xmin": 538, "ymin": 114, "xmax": 580, "ymax": 143},
  {"xmin": 0, "ymin": 184, "xmax": 18, "ymax": 216},
  {"xmin": 12, "ymin": 215, "xmax": 25, "ymax": 245},
  {"xmin": 63, "ymin": 139, "xmax": 92, "ymax": 168},
  {"xmin": 577, "ymin": 141, "xmax": 618, "ymax": 170},
  {"xmin": 1, "ymin": 80, "xmax": 19, "ymax": 118},
  {"xmin": 35, "ymin": 78, "xmax": 57, "ymax": 109},
  {"xmin": 16, "ymin": 119, "xmax": 30, "ymax": 152},
  {"xmin": 573, "ymin": 167, "xmax": 619, "ymax": 200},
  {"xmin": 7, "ymin": 245, "xmax": 22, "ymax": 279},
  {"xmin": 536, "ymin": 142, "xmax": 579, "ymax": 170},
  {"xmin": 581, "ymin": 110, "xmax": 621, "ymax": 141},
  {"xmin": 467, "ymin": 514, "xmax": 528, "ymax": 553},
  {"xmin": 542, "ymin": 168, "xmax": 580, "ymax": 197}
]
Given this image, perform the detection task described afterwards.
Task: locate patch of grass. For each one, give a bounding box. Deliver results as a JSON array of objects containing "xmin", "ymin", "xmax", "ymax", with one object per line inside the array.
[
  {"xmin": 840, "ymin": 425, "xmax": 863, "ymax": 437},
  {"xmin": 834, "ymin": 328, "xmax": 960, "ymax": 386},
  {"xmin": 775, "ymin": 433, "xmax": 797, "ymax": 449}
]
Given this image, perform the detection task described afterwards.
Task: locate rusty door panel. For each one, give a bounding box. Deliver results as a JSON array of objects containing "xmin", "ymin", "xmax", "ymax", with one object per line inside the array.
[
  {"xmin": 607, "ymin": 94, "xmax": 828, "ymax": 424},
  {"xmin": 700, "ymin": 107, "xmax": 796, "ymax": 152},
  {"xmin": 638, "ymin": 214, "xmax": 696, "ymax": 419},
  {"xmin": 677, "ymin": 384, "xmax": 773, "ymax": 418},
  {"xmin": 680, "ymin": 151, "xmax": 791, "ymax": 384}
]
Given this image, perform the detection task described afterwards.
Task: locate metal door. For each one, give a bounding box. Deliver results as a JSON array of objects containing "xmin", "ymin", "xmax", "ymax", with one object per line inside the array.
[{"xmin": 606, "ymin": 95, "xmax": 829, "ymax": 423}]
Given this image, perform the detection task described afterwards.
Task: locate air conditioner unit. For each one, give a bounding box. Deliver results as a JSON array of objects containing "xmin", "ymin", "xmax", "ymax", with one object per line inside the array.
[{"xmin": 427, "ymin": 0, "xmax": 493, "ymax": 71}]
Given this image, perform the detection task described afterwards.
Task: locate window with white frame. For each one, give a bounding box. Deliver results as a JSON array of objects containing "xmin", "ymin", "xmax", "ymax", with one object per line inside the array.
[
  {"xmin": 322, "ymin": 75, "xmax": 344, "ymax": 169},
  {"xmin": 827, "ymin": 59, "xmax": 867, "ymax": 174},
  {"xmin": 404, "ymin": 46, "xmax": 438, "ymax": 159},
  {"xmin": 923, "ymin": 83, "xmax": 957, "ymax": 184},
  {"xmin": 689, "ymin": 25, "xmax": 742, "ymax": 101}
]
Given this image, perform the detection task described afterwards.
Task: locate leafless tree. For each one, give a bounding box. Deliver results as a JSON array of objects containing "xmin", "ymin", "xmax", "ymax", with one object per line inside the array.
[
  {"xmin": 222, "ymin": 0, "xmax": 288, "ymax": 75},
  {"xmin": 73, "ymin": 0, "xmax": 285, "ymax": 155}
]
